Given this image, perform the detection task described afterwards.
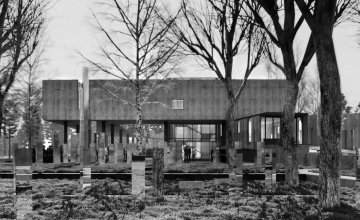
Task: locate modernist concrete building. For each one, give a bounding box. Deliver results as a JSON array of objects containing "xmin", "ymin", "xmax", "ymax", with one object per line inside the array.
[{"xmin": 41, "ymin": 76, "xmax": 316, "ymax": 164}]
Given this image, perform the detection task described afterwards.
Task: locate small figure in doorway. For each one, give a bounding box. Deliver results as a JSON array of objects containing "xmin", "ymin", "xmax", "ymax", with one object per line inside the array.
[{"xmin": 184, "ymin": 145, "xmax": 191, "ymax": 163}]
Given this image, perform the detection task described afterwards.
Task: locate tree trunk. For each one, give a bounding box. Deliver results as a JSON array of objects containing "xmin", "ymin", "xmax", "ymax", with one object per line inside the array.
[
  {"xmin": 0, "ymin": 95, "xmax": 3, "ymax": 137},
  {"xmin": 152, "ymin": 148, "xmax": 164, "ymax": 197},
  {"xmin": 135, "ymin": 87, "xmax": 144, "ymax": 156},
  {"xmin": 281, "ymin": 80, "xmax": 299, "ymax": 186},
  {"xmin": 315, "ymin": 34, "xmax": 342, "ymax": 209},
  {"xmin": 226, "ymin": 100, "xmax": 236, "ymax": 174}
]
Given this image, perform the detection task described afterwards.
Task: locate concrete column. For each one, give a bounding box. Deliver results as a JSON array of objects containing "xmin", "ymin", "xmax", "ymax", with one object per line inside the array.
[
  {"xmin": 127, "ymin": 145, "xmax": 132, "ymax": 164},
  {"xmin": 158, "ymin": 141, "xmax": 167, "ymax": 169},
  {"xmin": 235, "ymin": 149, "xmax": 243, "ymax": 175},
  {"xmin": 53, "ymin": 131, "xmax": 61, "ymax": 164},
  {"xmin": 36, "ymin": 142, "xmax": 43, "ymax": 163},
  {"xmin": 167, "ymin": 142, "xmax": 176, "ymax": 165},
  {"xmin": 80, "ymin": 67, "xmax": 90, "ymax": 167},
  {"xmin": 90, "ymin": 121, "xmax": 97, "ymax": 163},
  {"xmin": 175, "ymin": 141, "xmax": 183, "ymax": 163},
  {"xmin": 127, "ymin": 144, "xmax": 137, "ymax": 164},
  {"xmin": 99, "ymin": 133, "xmax": 105, "ymax": 164},
  {"xmin": 117, "ymin": 143, "xmax": 124, "ymax": 163},
  {"xmin": 256, "ymin": 142, "xmax": 264, "ymax": 169},
  {"xmin": 70, "ymin": 133, "xmax": 77, "ymax": 163}
]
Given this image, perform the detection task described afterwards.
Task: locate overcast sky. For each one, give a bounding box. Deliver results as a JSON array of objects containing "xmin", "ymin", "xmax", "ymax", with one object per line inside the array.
[{"xmin": 43, "ymin": 0, "xmax": 360, "ymax": 107}]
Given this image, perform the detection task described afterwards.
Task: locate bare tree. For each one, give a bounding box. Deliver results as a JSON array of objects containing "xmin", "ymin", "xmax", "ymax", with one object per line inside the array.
[
  {"xmin": 81, "ymin": 0, "xmax": 181, "ymax": 155},
  {"xmin": 351, "ymin": 1, "xmax": 360, "ymax": 45},
  {"xmin": 246, "ymin": 0, "xmax": 317, "ymax": 186},
  {"xmin": 171, "ymin": 0, "xmax": 266, "ymax": 174},
  {"xmin": 295, "ymin": 0, "xmax": 355, "ymax": 209},
  {"xmin": 247, "ymin": 0, "xmax": 354, "ymax": 187},
  {"xmin": 296, "ymin": 74, "xmax": 320, "ymax": 114},
  {"xmin": 0, "ymin": 0, "xmax": 47, "ymax": 136},
  {"xmin": 13, "ymin": 48, "xmax": 44, "ymax": 149}
]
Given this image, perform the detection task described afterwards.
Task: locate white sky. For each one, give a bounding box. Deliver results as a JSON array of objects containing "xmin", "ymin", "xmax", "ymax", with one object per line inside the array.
[{"xmin": 43, "ymin": 0, "xmax": 360, "ymax": 107}]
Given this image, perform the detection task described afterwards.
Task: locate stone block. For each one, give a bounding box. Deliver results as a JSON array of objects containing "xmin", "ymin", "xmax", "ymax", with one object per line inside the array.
[
  {"xmin": 235, "ymin": 151, "xmax": 243, "ymax": 175},
  {"xmin": 256, "ymin": 142, "xmax": 264, "ymax": 168},
  {"xmin": 83, "ymin": 148, "xmax": 91, "ymax": 166},
  {"xmin": 36, "ymin": 144, "xmax": 43, "ymax": 163},
  {"xmin": 62, "ymin": 144, "xmax": 69, "ymax": 163},
  {"xmin": 53, "ymin": 132, "xmax": 61, "ymax": 164},
  {"xmin": 214, "ymin": 178, "xmax": 230, "ymax": 185},
  {"xmin": 90, "ymin": 144, "xmax": 96, "ymax": 163},
  {"xmin": 117, "ymin": 143, "xmax": 124, "ymax": 163},
  {"xmin": 98, "ymin": 147, "xmax": 105, "ymax": 164},
  {"xmin": 229, "ymin": 174, "xmax": 243, "ymax": 185},
  {"xmin": 179, "ymin": 181, "xmax": 204, "ymax": 189},
  {"xmin": 15, "ymin": 148, "xmax": 32, "ymax": 166},
  {"xmin": 127, "ymin": 149, "xmax": 132, "ymax": 164},
  {"xmin": 16, "ymin": 174, "xmax": 32, "ymax": 182},
  {"xmin": 70, "ymin": 134, "xmax": 77, "ymax": 163},
  {"xmin": 132, "ymin": 161, "xmax": 145, "ymax": 196},
  {"xmin": 108, "ymin": 144, "xmax": 115, "ymax": 163}
]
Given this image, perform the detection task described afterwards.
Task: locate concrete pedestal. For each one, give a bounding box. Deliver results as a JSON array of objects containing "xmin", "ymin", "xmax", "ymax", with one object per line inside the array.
[
  {"xmin": 116, "ymin": 143, "xmax": 124, "ymax": 163},
  {"xmin": 256, "ymin": 142, "xmax": 264, "ymax": 169},
  {"xmin": 109, "ymin": 144, "xmax": 115, "ymax": 163},
  {"xmin": 36, "ymin": 143, "xmax": 43, "ymax": 163},
  {"xmin": 90, "ymin": 143, "xmax": 96, "ymax": 163},
  {"xmin": 235, "ymin": 150, "xmax": 243, "ymax": 175},
  {"xmin": 167, "ymin": 142, "xmax": 176, "ymax": 165},
  {"xmin": 132, "ymin": 161, "xmax": 145, "ymax": 197},
  {"xmin": 175, "ymin": 142, "xmax": 183, "ymax": 163},
  {"xmin": 98, "ymin": 148, "xmax": 105, "ymax": 165},
  {"xmin": 62, "ymin": 144, "xmax": 68, "ymax": 163},
  {"xmin": 70, "ymin": 134, "xmax": 77, "ymax": 163}
]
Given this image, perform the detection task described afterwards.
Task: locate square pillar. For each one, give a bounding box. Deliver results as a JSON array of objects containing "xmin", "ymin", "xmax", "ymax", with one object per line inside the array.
[
  {"xmin": 235, "ymin": 149, "xmax": 243, "ymax": 175},
  {"xmin": 53, "ymin": 131, "xmax": 61, "ymax": 164},
  {"xmin": 256, "ymin": 142, "xmax": 264, "ymax": 169},
  {"xmin": 70, "ymin": 134, "xmax": 77, "ymax": 163},
  {"xmin": 99, "ymin": 133, "xmax": 105, "ymax": 164},
  {"xmin": 117, "ymin": 143, "xmax": 124, "ymax": 163},
  {"xmin": 167, "ymin": 142, "xmax": 176, "ymax": 165},
  {"xmin": 36, "ymin": 143, "xmax": 43, "ymax": 163}
]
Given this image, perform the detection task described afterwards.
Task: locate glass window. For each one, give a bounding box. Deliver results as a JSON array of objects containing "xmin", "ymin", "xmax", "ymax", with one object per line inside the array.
[
  {"xmin": 175, "ymin": 125, "xmax": 184, "ymax": 139},
  {"xmin": 172, "ymin": 100, "xmax": 184, "ymax": 109},
  {"xmin": 201, "ymin": 124, "xmax": 210, "ymax": 134},
  {"xmin": 297, "ymin": 118, "xmax": 302, "ymax": 144},
  {"xmin": 266, "ymin": 118, "xmax": 273, "ymax": 139},
  {"xmin": 192, "ymin": 124, "xmax": 201, "ymax": 139},
  {"xmin": 274, "ymin": 118, "xmax": 281, "ymax": 139},
  {"xmin": 261, "ymin": 117, "xmax": 265, "ymax": 141},
  {"xmin": 183, "ymin": 125, "xmax": 192, "ymax": 140},
  {"xmin": 210, "ymin": 125, "xmax": 215, "ymax": 134},
  {"xmin": 248, "ymin": 119, "xmax": 252, "ymax": 143}
]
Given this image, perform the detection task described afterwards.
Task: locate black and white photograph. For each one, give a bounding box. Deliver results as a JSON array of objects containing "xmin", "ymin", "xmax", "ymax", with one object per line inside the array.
[{"xmin": 0, "ymin": 0, "xmax": 360, "ymax": 219}]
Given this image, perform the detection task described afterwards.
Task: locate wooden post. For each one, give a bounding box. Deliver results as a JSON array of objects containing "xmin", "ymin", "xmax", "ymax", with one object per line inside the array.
[{"xmin": 153, "ymin": 148, "xmax": 164, "ymax": 197}]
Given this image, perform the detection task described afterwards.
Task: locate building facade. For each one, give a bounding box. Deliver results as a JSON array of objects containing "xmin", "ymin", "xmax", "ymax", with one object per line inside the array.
[{"xmin": 40, "ymin": 77, "xmax": 316, "ymax": 163}]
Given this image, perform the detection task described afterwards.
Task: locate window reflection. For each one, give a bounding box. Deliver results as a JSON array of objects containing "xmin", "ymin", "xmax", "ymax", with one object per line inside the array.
[{"xmin": 169, "ymin": 123, "xmax": 218, "ymax": 160}]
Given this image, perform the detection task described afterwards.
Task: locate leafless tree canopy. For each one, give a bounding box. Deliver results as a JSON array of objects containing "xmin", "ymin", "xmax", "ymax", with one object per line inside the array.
[
  {"xmin": 82, "ymin": 0, "xmax": 182, "ymax": 152},
  {"xmin": 0, "ymin": 0, "xmax": 47, "ymax": 134},
  {"xmin": 174, "ymin": 0, "xmax": 266, "ymax": 95},
  {"xmin": 82, "ymin": 0, "xmax": 181, "ymax": 107}
]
